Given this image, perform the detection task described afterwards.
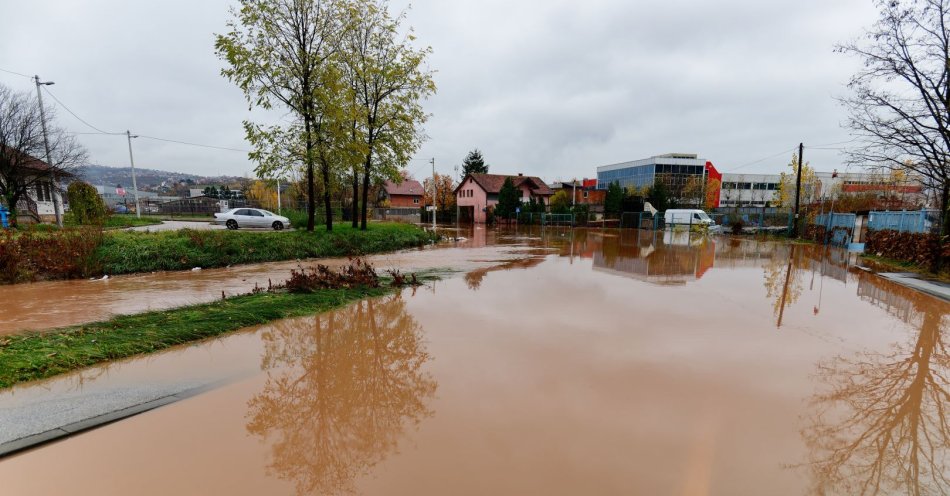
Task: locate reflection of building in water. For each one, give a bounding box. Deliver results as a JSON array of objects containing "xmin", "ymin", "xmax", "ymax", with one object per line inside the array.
[
  {"xmin": 856, "ymin": 270, "xmax": 930, "ymax": 327},
  {"xmin": 583, "ymin": 230, "xmax": 717, "ymax": 286}
]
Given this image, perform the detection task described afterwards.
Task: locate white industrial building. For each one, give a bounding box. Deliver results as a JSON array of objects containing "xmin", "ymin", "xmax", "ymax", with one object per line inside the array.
[{"xmin": 717, "ymin": 170, "xmax": 926, "ymax": 208}]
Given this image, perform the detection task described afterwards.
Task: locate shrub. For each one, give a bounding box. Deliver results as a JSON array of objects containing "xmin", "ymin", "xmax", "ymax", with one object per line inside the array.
[
  {"xmin": 0, "ymin": 227, "xmax": 104, "ymax": 283},
  {"xmin": 284, "ymin": 258, "xmax": 380, "ymax": 293},
  {"xmin": 730, "ymin": 220, "xmax": 744, "ymax": 235},
  {"xmin": 66, "ymin": 181, "xmax": 109, "ymax": 226},
  {"xmin": 865, "ymin": 229, "xmax": 949, "ymax": 269}
]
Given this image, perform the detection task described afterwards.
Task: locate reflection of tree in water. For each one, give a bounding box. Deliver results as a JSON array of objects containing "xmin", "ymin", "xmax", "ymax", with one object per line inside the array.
[
  {"xmin": 801, "ymin": 285, "xmax": 950, "ymax": 495},
  {"xmin": 463, "ymin": 256, "xmax": 545, "ymax": 290},
  {"xmin": 246, "ymin": 295, "xmax": 437, "ymax": 495},
  {"xmin": 763, "ymin": 244, "xmax": 848, "ymax": 327},
  {"xmin": 763, "ymin": 244, "xmax": 804, "ymax": 324}
]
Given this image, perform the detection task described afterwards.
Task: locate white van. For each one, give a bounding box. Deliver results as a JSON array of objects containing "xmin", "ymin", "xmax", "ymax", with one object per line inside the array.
[{"xmin": 664, "ymin": 209, "xmax": 718, "ymax": 230}]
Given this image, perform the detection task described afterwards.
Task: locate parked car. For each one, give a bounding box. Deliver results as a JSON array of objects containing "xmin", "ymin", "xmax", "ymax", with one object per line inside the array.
[
  {"xmin": 663, "ymin": 209, "xmax": 719, "ymax": 231},
  {"xmin": 213, "ymin": 208, "xmax": 291, "ymax": 230}
]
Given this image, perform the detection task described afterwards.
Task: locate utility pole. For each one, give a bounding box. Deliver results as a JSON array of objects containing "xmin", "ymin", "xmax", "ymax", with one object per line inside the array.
[
  {"xmin": 126, "ymin": 131, "xmax": 142, "ymax": 218},
  {"xmin": 572, "ymin": 178, "xmax": 577, "ymax": 207},
  {"xmin": 34, "ymin": 75, "xmax": 62, "ymax": 227},
  {"xmin": 792, "ymin": 142, "xmax": 804, "ymax": 238},
  {"xmin": 276, "ymin": 177, "xmax": 282, "ymax": 215},
  {"xmin": 431, "ymin": 157, "xmax": 436, "ymax": 229},
  {"xmin": 454, "ymin": 164, "xmax": 460, "ymax": 234}
]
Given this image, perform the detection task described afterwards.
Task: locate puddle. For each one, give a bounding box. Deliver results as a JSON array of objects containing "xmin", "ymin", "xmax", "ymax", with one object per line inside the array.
[{"xmin": 0, "ymin": 227, "xmax": 947, "ymax": 495}]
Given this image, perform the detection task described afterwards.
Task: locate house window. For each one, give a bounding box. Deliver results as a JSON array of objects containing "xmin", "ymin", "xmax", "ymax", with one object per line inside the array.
[
  {"xmin": 583, "ymin": 191, "xmax": 588, "ymax": 199},
  {"xmin": 35, "ymin": 182, "xmax": 52, "ymax": 202},
  {"xmin": 413, "ymin": 198, "xmax": 420, "ymax": 204}
]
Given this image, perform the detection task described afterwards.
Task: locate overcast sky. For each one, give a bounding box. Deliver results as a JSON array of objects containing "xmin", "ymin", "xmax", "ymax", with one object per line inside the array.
[{"xmin": 0, "ymin": 0, "xmax": 878, "ymax": 181}]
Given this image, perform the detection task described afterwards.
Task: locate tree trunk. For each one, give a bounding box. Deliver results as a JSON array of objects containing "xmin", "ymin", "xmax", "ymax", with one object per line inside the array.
[
  {"xmin": 933, "ymin": 182, "xmax": 949, "ymax": 273},
  {"xmin": 351, "ymin": 165, "xmax": 359, "ymax": 229},
  {"xmin": 323, "ymin": 158, "xmax": 333, "ymax": 232},
  {"xmin": 304, "ymin": 117, "xmax": 316, "ymax": 232},
  {"xmin": 360, "ymin": 152, "xmax": 371, "ymax": 230}
]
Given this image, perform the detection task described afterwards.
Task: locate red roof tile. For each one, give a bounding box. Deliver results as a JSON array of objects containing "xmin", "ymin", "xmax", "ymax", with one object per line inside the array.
[
  {"xmin": 456, "ymin": 173, "xmax": 553, "ymax": 196},
  {"xmin": 383, "ymin": 179, "xmax": 424, "ymax": 196}
]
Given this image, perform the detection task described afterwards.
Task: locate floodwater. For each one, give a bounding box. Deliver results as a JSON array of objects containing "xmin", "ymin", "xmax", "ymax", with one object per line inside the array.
[{"xmin": 1, "ymin": 227, "xmax": 948, "ymax": 495}]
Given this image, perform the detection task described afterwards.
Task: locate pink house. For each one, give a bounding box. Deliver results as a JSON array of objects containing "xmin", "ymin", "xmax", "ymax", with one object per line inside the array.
[{"xmin": 454, "ymin": 173, "xmax": 553, "ymax": 223}]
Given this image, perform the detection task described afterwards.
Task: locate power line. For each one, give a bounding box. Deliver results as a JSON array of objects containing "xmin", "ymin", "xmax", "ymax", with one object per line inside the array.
[
  {"xmin": 42, "ymin": 87, "xmax": 122, "ymax": 135},
  {"xmin": 0, "ymin": 67, "xmax": 31, "ymax": 79},
  {"xmin": 808, "ymin": 138, "xmax": 857, "ymax": 148},
  {"xmin": 137, "ymin": 135, "xmax": 250, "ymax": 153},
  {"xmin": 726, "ymin": 147, "xmax": 797, "ymax": 172}
]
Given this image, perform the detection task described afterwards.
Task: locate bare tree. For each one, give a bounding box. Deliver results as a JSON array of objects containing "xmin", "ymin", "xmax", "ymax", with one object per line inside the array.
[
  {"xmin": 839, "ymin": 0, "xmax": 950, "ymax": 238},
  {"xmin": 0, "ymin": 84, "xmax": 86, "ymax": 224}
]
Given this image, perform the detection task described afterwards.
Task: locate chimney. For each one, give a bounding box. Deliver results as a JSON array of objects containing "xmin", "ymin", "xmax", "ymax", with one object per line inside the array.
[{"xmin": 518, "ymin": 173, "xmax": 523, "ymax": 177}]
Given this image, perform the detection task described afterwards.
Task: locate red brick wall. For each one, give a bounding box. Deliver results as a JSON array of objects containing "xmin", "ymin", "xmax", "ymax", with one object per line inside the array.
[{"xmin": 388, "ymin": 195, "xmax": 421, "ymax": 208}]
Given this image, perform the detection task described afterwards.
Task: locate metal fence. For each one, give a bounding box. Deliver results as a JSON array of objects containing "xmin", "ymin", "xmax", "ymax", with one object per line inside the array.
[
  {"xmin": 867, "ymin": 209, "xmax": 940, "ymax": 234},
  {"xmin": 808, "ymin": 212, "xmax": 857, "ymax": 247},
  {"xmin": 376, "ymin": 207, "xmax": 422, "ymax": 224},
  {"xmin": 708, "ymin": 211, "xmax": 793, "ymax": 233}
]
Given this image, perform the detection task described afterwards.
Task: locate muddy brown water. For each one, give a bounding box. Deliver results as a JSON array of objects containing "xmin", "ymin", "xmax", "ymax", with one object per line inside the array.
[{"xmin": 1, "ymin": 227, "xmax": 948, "ymax": 495}]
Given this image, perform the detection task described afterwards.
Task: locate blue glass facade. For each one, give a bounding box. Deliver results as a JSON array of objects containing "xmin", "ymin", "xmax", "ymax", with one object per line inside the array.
[
  {"xmin": 597, "ymin": 164, "xmax": 656, "ymax": 190},
  {"xmin": 597, "ymin": 162, "xmax": 706, "ymax": 190}
]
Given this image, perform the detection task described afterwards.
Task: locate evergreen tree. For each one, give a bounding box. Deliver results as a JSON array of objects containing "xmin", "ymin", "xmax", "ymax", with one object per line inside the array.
[
  {"xmin": 495, "ymin": 177, "xmax": 519, "ymax": 220},
  {"xmin": 604, "ymin": 182, "xmax": 624, "ymax": 215},
  {"xmin": 648, "ymin": 179, "xmax": 671, "ymax": 212},
  {"xmin": 462, "ymin": 149, "xmax": 488, "ymax": 176}
]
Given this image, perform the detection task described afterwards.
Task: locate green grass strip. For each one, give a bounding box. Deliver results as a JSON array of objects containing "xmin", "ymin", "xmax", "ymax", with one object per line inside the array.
[
  {"xmin": 0, "ymin": 286, "xmax": 393, "ymax": 389},
  {"xmin": 97, "ymin": 223, "xmax": 438, "ymax": 275}
]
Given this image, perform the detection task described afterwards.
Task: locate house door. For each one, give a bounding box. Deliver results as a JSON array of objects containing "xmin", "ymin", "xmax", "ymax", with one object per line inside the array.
[{"xmin": 459, "ymin": 206, "xmax": 475, "ymax": 223}]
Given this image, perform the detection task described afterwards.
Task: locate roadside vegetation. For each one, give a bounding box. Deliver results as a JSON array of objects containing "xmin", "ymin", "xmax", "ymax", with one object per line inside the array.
[
  {"xmin": 0, "ymin": 222, "xmax": 436, "ymax": 284},
  {"xmin": 0, "ymin": 259, "xmax": 429, "ymax": 389}
]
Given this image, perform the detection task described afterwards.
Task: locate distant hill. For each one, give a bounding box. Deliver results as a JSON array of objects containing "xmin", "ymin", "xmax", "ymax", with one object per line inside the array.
[{"xmin": 78, "ymin": 164, "xmax": 246, "ymax": 190}]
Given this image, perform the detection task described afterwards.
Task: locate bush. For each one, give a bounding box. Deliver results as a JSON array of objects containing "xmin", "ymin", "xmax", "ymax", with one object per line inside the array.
[
  {"xmin": 731, "ymin": 220, "xmax": 744, "ymax": 235},
  {"xmin": 66, "ymin": 181, "xmax": 109, "ymax": 226},
  {"xmin": 865, "ymin": 229, "xmax": 949, "ymax": 269},
  {"xmin": 284, "ymin": 258, "xmax": 380, "ymax": 293},
  {"xmin": 0, "ymin": 227, "xmax": 103, "ymax": 283}
]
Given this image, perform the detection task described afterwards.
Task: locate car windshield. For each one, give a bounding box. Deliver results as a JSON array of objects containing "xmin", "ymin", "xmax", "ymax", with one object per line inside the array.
[{"xmin": 697, "ymin": 212, "xmax": 711, "ymax": 220}]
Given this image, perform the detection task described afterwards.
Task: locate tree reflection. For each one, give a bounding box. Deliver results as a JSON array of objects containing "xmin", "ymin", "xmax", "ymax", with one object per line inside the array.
[
  {"xmin": 801, "ymin": 280, "xmax": 950, "ymax": 495},
  {"xmin": 463, "ymin": 256, "xmax": 545, "ymax": 290},
  {"xmin": 246, "ymin": 294, "xmax": 437, "ymax": 495}
]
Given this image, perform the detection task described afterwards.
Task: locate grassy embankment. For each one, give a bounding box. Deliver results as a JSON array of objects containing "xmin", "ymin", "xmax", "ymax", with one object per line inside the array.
[
  {"xmin": 98, "ymin": 222, "xmax": 436, "ymax": 275},
  {"xmin": 1, "ymin": 222, "xmax": 437, "ymax": 284},
  {"xmin": 0, "ymin": 285, "xmax": 396, "ymax": 389}
]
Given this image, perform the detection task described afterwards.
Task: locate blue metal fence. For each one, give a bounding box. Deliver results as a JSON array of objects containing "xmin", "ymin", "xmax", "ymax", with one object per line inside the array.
[
  {"xmin": 867, "ymin": 209, "xmax": 940, "ymax": 234},
  {"xmin": 814, "ymin": 213, "xmax": 857, "ymax": 246}
]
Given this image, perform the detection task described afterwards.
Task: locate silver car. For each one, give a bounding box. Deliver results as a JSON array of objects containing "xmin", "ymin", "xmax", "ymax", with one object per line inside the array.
[{"xmin": 213, "ymin": 208, "xmax": 291, "ymax": 230}]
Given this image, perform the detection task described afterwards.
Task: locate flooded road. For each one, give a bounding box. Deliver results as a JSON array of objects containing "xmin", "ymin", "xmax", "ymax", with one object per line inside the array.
[{"xmin": 1, "ymin": 227, "xmax": 948, "ymax": 495}]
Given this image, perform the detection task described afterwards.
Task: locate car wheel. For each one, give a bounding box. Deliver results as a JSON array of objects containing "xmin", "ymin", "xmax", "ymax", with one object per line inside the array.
[
  {"xmin": 272, "ymin": 221, "xmax": 284, "ymax": 231},
  {"xmin": 226, "ymin": 220, "xmax": 238, "ymax": 230}
]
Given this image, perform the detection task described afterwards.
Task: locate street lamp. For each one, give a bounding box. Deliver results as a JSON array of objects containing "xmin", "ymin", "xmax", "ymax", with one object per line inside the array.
[
  {"xmin": 33, "ymin": 75, "xmax": 63, "ymax": 227},
  {"xmin": 126, "ymin": 131, "xmax": 142, "ymax": 218}
]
